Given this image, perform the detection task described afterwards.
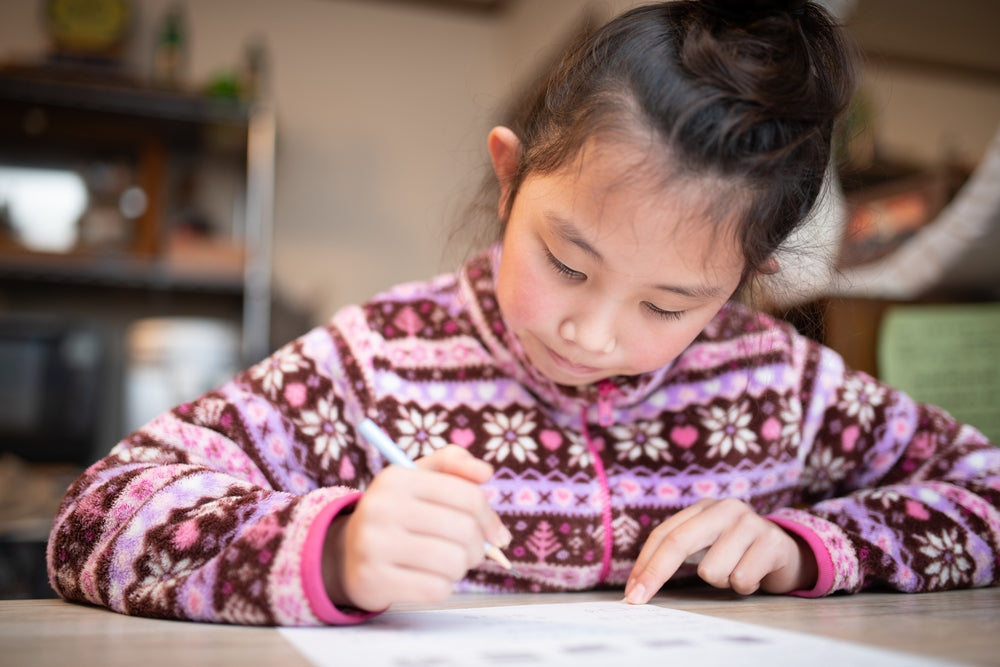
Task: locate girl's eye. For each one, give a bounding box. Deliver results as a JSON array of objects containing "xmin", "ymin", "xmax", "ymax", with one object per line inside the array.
[
  {"xmin": 545, "ymin": 249, "xmax": 585, "ymax": 280},
  {"xmin": 644, "ymin": 302, "xmax": 684, "ymax": 321}
]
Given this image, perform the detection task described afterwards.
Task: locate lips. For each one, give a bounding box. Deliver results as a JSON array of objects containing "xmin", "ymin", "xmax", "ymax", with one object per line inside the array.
[{"xmin": 545, "ymin": 345, "xmax": 601, "ymax": 376}]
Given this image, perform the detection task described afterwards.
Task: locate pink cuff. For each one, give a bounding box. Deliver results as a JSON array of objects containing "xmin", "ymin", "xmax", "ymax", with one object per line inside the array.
[
  {"xmin": 301, "ymin": 491, "xmax": 380, "ymax": 624},
  {"xmin": 766, "ymin": 515, "xmax": 836, "ymax": 597}
]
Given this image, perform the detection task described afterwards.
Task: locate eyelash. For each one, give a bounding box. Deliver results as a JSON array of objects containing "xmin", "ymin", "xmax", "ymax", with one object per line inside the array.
[
  {"xmin": 545, "ymin": 249, "xmax": 585, "ymax": 280},
  {"xmin": 545, "ymin": 248, "xmax": 685, "ymax": 322},
  {"xmin": 643, "ymin": 302, "xmax": 684, "ymax": 321}
]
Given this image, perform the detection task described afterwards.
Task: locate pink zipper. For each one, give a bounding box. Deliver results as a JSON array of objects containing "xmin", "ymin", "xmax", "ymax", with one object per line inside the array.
[
  {"xmin": 597, "ymin": 379, "xmax": 618, "ymax": 427},
  {"xmin": 582, "ymin": 379, "xmax": 617, "ymax": 584}
]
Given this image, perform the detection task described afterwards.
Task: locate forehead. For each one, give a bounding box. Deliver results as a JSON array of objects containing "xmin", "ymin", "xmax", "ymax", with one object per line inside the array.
[{"xmin": 526, "ymin": 135, "xmax": 747, "ymax": 273}]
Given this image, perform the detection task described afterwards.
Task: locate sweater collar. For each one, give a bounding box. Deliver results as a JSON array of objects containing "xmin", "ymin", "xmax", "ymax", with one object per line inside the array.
[{"xmin": 460, "ymin": 245, "xmax": 678, "ymax": 418}]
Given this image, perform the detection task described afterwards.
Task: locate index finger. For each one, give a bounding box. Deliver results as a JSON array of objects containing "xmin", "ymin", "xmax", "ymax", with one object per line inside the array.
[
  {"xmin": 626, "ymin": 501, "xmax": 717, "ymax": 604},
  {"xmin": 416, "ymin": 444, "xmax": 494, "ymax": 484},
  {"xmin": 412, "ymin": 450, "xmax": 511, "ymax": 553}
]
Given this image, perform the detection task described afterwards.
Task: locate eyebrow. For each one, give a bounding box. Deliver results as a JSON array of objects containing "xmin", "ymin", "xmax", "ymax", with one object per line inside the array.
[
  {"xmin": 550, "ymin": 213, "xmax": 603, "ymax": 261},
  {"xmin": 546, "ymin": 212, "xmax": 723, "ymax": 300}
]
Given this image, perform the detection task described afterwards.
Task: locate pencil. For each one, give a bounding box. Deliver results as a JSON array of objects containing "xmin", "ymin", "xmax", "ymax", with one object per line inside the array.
[{"xmin": 358, "ymin": 418, "xmax": 515, "ymax": 572}]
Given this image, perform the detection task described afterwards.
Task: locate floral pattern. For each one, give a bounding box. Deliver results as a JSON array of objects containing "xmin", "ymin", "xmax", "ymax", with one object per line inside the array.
[
  {"xmin": 483, "ymin": 410, "xmax": 539, "ymax": 464},
  {"xmin": 779, "ymin": 398, "xmax": 803, "ymax": 448},
  {"xmin": 699, "ymin": 400, "xmax": 761, "ymax": 458},
  {"xmin": 249, "ymin": 343, "xmax": 307, "ymax": 397},
  {"xmin": 916, "ymin": 528, "xmax": 973, "ymax": 589},
  {"xmin": 611, "ymin": 420, "xmax": 671, "ymax": 462},
  {"xmin": 803, "ymin": 447, "xmax": 852, "ymax": 495},
  {"xmin": 565, "ymin": 433, "xmax": 593, "ymax": 469},
  {"xmin": 394, "ymin": 406, "xmax": 450, "ymax": 459},
  {"xmin": 300, "ymin": 396, "xmax": 351, "ymax": 470},
  {"xmin": 839, "ymin": 374, "xmax": 886, "ymax": 429},
  {"xmin": 45, "ymin": 248, "xmax": 1000, "ymax": 627}
]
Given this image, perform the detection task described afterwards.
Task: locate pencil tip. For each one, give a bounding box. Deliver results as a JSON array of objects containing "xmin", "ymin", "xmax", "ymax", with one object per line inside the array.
[{"xmin": 485, "ymin": 544, "xmax": 516, "ymax": 572}]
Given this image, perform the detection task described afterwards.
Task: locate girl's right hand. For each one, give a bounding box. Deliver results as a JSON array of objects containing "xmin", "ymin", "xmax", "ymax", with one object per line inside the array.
[{"xmin": 321, "ymin": 445, "xmax": 511, "ymax": 612}]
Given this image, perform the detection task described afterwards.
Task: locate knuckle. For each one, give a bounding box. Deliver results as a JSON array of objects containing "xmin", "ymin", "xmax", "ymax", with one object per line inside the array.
[
  {"xmin": 436, "ymin": 444, "xmax": 462, "ymax": 462},
  {"xmin": 717, "ymin": 497, "xmax": 749, "ymax": 514},
  {"xmin": 421, "ymin": 577, "xmax": 454, "ymax": 602},
  {"xmin": 696, "ymin": 562, "xmax": 726, "ymax": 587},
  {"xmin": 431, "ymin": 542, "xmax": 474, "ymax": 580},
  {"xmin": 438, "ymin": 444, "xmax": 472, "ymax": 468},
  {"xmin": 449, "ymin": 546, "xmax": 476, "ymax": 578},
  {"xmin": 729, "ymin": 569, "xmax": 760, "ymax": 595},
  {"xmin": 659, "ymin": 532, "xmax": 690, "ymax": 556},
  {"xmin": 459, "ymin": 485, "xmax": 486, "ymax": 510},
  {"xmin": 736, "ymin": 507, "xmax": 762, "ymax": 527}
]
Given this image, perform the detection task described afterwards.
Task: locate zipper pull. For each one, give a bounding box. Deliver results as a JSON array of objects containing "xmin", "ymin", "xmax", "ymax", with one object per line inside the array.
[{"xmin": 596, "ymin": 379, "xmax": 617, "ymax": 427}]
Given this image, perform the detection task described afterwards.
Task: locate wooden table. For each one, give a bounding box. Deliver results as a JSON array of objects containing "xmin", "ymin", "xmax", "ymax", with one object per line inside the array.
[{"xmin": 2, "ymin": 587, "xmax": 997, "ymax": 666}]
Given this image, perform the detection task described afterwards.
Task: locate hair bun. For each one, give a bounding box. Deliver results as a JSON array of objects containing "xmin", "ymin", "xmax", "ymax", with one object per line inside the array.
[{"xmin": 700, "ymin": 0, "xmax": 807, "ymax": 22}]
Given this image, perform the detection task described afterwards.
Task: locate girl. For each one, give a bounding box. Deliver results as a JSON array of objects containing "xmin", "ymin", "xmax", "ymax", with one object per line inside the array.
[{"xmin": 48, "ymin": 0, "xmax": 999, "ymax": 626}]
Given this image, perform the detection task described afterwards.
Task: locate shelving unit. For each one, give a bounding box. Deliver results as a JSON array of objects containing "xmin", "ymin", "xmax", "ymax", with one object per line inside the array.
[
  {"xmin": 0, "ymin": 67, "xmax": 275, "ymax": 358},
  {"xmin": 0, "ymin": 66, "xmax": 276, "ymax": 461}
]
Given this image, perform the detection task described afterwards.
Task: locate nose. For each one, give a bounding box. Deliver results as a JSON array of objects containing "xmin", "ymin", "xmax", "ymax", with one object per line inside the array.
[{"xmin": 559, "ymin": 308, "xmax": 617, "ymax": 356}]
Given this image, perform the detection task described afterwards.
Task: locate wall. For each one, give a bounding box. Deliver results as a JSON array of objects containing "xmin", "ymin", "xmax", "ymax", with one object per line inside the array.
[
  {"xmin": 1, "ymin": 0, "xmax": 998, "ymax": 328},
  {"xmin": 847, "ymin": 0, "xmax": 1000, "ymax": 167},
  {"xmin": 0, "ymin": 0, "xmax": 511, "ymax": 325}
]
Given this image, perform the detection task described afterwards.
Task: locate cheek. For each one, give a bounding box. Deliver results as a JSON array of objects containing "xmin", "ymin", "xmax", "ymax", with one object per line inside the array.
[
  {"xmin": 621, "ymin": 316, "xmax": 717, "ymax": 372},
  {"xmin": 498, "ymin": 272, "xmax": 557, "ymax": 334},
  {"xmin": 497, "ymin": 255, "xmax": 546, "ymax": 331},
  {"xmin": 622, "ymin": 331, "xmax": 685, "ymax": 371}
]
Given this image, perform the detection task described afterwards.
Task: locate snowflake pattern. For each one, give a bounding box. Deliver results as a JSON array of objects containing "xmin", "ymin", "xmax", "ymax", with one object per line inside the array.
[
  {"xmin": 566, "ymin": 433, "xmax": 592, "ymax": 468},
  {"xmin": 611, "ymin": 420, "xmax": 671, "ymax": 462},
  {"xmin": 192, "ymin": 397, "xmax": 228, "ymax": 427},
  {"xmin": 44, "ymin": 249, "xmax": 1000, "ymax": 626},
  {"xmin": 249, "ymin": 344, "xmax": 307, "ymax": 396},
  {"xmin": 866, "ymin": 488, "xmax": 904, "ymax": 509},
  {"xmin": 136, "ymin": 550, "xmax": 192, "ymax": 606},
  {"xmin": 395, "ymin": 407, "xmax": 450, "ymax": 459},
  {"xmin": 839, "ymin": 374, "xmax": 886, "ymax": 429},
  {"xmin": 779, "ymin": 398, "xmax": 803, "ymax": 447},
  {"xmin": 916, "ymin": 528, "xmax": 972, "ymax": 589},
  {"xmin": 300, "ymin": 396, "xmax": 350, "ymax": 470},
  {"xmin": 699, "ymin": 400, "xmax": 760, "ymax": 458},
  {"xmin": 483, "ymin": 410, "xmax": 539, "ymax": 464},
  {"xmin": 804, "ymin": 447, "xmax": 851, "ymax": 495}
]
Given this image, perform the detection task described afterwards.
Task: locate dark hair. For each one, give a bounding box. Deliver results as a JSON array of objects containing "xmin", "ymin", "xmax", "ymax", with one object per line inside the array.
[{"xmin": 490, "ymin": 0, "xmax": 858, "ymax": 283}]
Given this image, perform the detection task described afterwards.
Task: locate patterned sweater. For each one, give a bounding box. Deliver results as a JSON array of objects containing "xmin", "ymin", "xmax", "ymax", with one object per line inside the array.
[{"xmin": 47, "ymin": 248, "xmax": 1000, "ymax": 626}]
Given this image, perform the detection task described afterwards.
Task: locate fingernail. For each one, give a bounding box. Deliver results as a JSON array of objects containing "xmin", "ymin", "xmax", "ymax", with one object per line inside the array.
[
  {"xmin": 497, "ymin": 525, "xmax": 513, "ymax": 548},
  {"xmin": 625, "ymin": 582, "xmax": 646, "ymax": 605},
  {"xmin": 624, "ymin": 577, "xmax": 634, "ymax": 597}
]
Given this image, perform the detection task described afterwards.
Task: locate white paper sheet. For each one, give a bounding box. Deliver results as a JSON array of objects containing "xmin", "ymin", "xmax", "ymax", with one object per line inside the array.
[{"xmin": 280, "ymin": 599, "xmax": 949, "ymax": 667}]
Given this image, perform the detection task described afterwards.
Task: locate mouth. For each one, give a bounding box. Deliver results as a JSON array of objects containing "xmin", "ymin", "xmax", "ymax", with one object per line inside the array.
[{"xmin": 544, "ymin": 345, "xmax": 602, "ymax": 376}]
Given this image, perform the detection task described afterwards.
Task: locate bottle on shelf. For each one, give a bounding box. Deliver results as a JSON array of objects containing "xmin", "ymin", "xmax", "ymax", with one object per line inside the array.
[{"xmin": 152, "ymin": 4, "xmax": 186, "ymax": 90}]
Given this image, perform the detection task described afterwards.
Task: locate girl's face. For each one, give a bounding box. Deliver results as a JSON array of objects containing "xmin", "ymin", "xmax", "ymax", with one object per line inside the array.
[{"xmin": 493, "ymin": 131, "xmax": 747, "ymax": 387}]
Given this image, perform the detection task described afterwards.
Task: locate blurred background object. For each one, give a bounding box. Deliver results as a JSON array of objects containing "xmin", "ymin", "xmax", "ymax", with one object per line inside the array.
[
  {"xmin": 0, "ymin": 0, "xmax": 997, "ymax": 599},
  {"xmin": 124, "ymin": 316, "xmax": 240, "ymax": 433}
]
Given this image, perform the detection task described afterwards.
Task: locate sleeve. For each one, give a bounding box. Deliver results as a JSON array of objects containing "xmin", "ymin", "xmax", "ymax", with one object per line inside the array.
[
  {"xmin": 766, "ymin": 341, "xmax": 1000, "ymax": 597},
  {"xmin": 46, "ymin": 314, "xmax": 383, "ymax": 626}
]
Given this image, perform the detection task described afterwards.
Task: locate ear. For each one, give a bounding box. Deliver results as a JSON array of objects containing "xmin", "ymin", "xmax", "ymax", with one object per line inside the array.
[
  {"xmin": 487, "ymin": 126, "xmax": 522, "ymax": 219},
  {"xmin": 756, "ymin": 256, "xmax": 780, "ymax": 275}
]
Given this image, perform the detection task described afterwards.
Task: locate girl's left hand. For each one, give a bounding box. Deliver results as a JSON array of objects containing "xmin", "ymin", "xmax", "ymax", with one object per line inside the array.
[{"xmin": 624, "ymin": 498, "xmax": 817, "ymax": 604}]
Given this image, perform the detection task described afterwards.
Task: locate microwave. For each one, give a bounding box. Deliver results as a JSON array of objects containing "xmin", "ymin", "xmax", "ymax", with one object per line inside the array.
[{"xmin": 0, "ymin": 314, "xmax": 106, "ymax": 465}]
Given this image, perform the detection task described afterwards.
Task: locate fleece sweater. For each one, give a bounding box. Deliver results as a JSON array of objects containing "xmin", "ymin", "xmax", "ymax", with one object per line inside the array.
[{"xmin": 47, "ymin": 247, "xmax": 1000, "ymax": 625}]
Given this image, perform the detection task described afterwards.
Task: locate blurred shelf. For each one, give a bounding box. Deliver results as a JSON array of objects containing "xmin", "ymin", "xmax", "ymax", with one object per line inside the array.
[
  {"xmin": 0, "ymin": 68, "xmax": 276, "ymax": 360},
  {"xmin": 0, "ymin": 63, "xmax": 250, "ymax": 126},
  {"xmin": 0, "ymin": 248, "xmax": 244, "ymax": 294}
]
